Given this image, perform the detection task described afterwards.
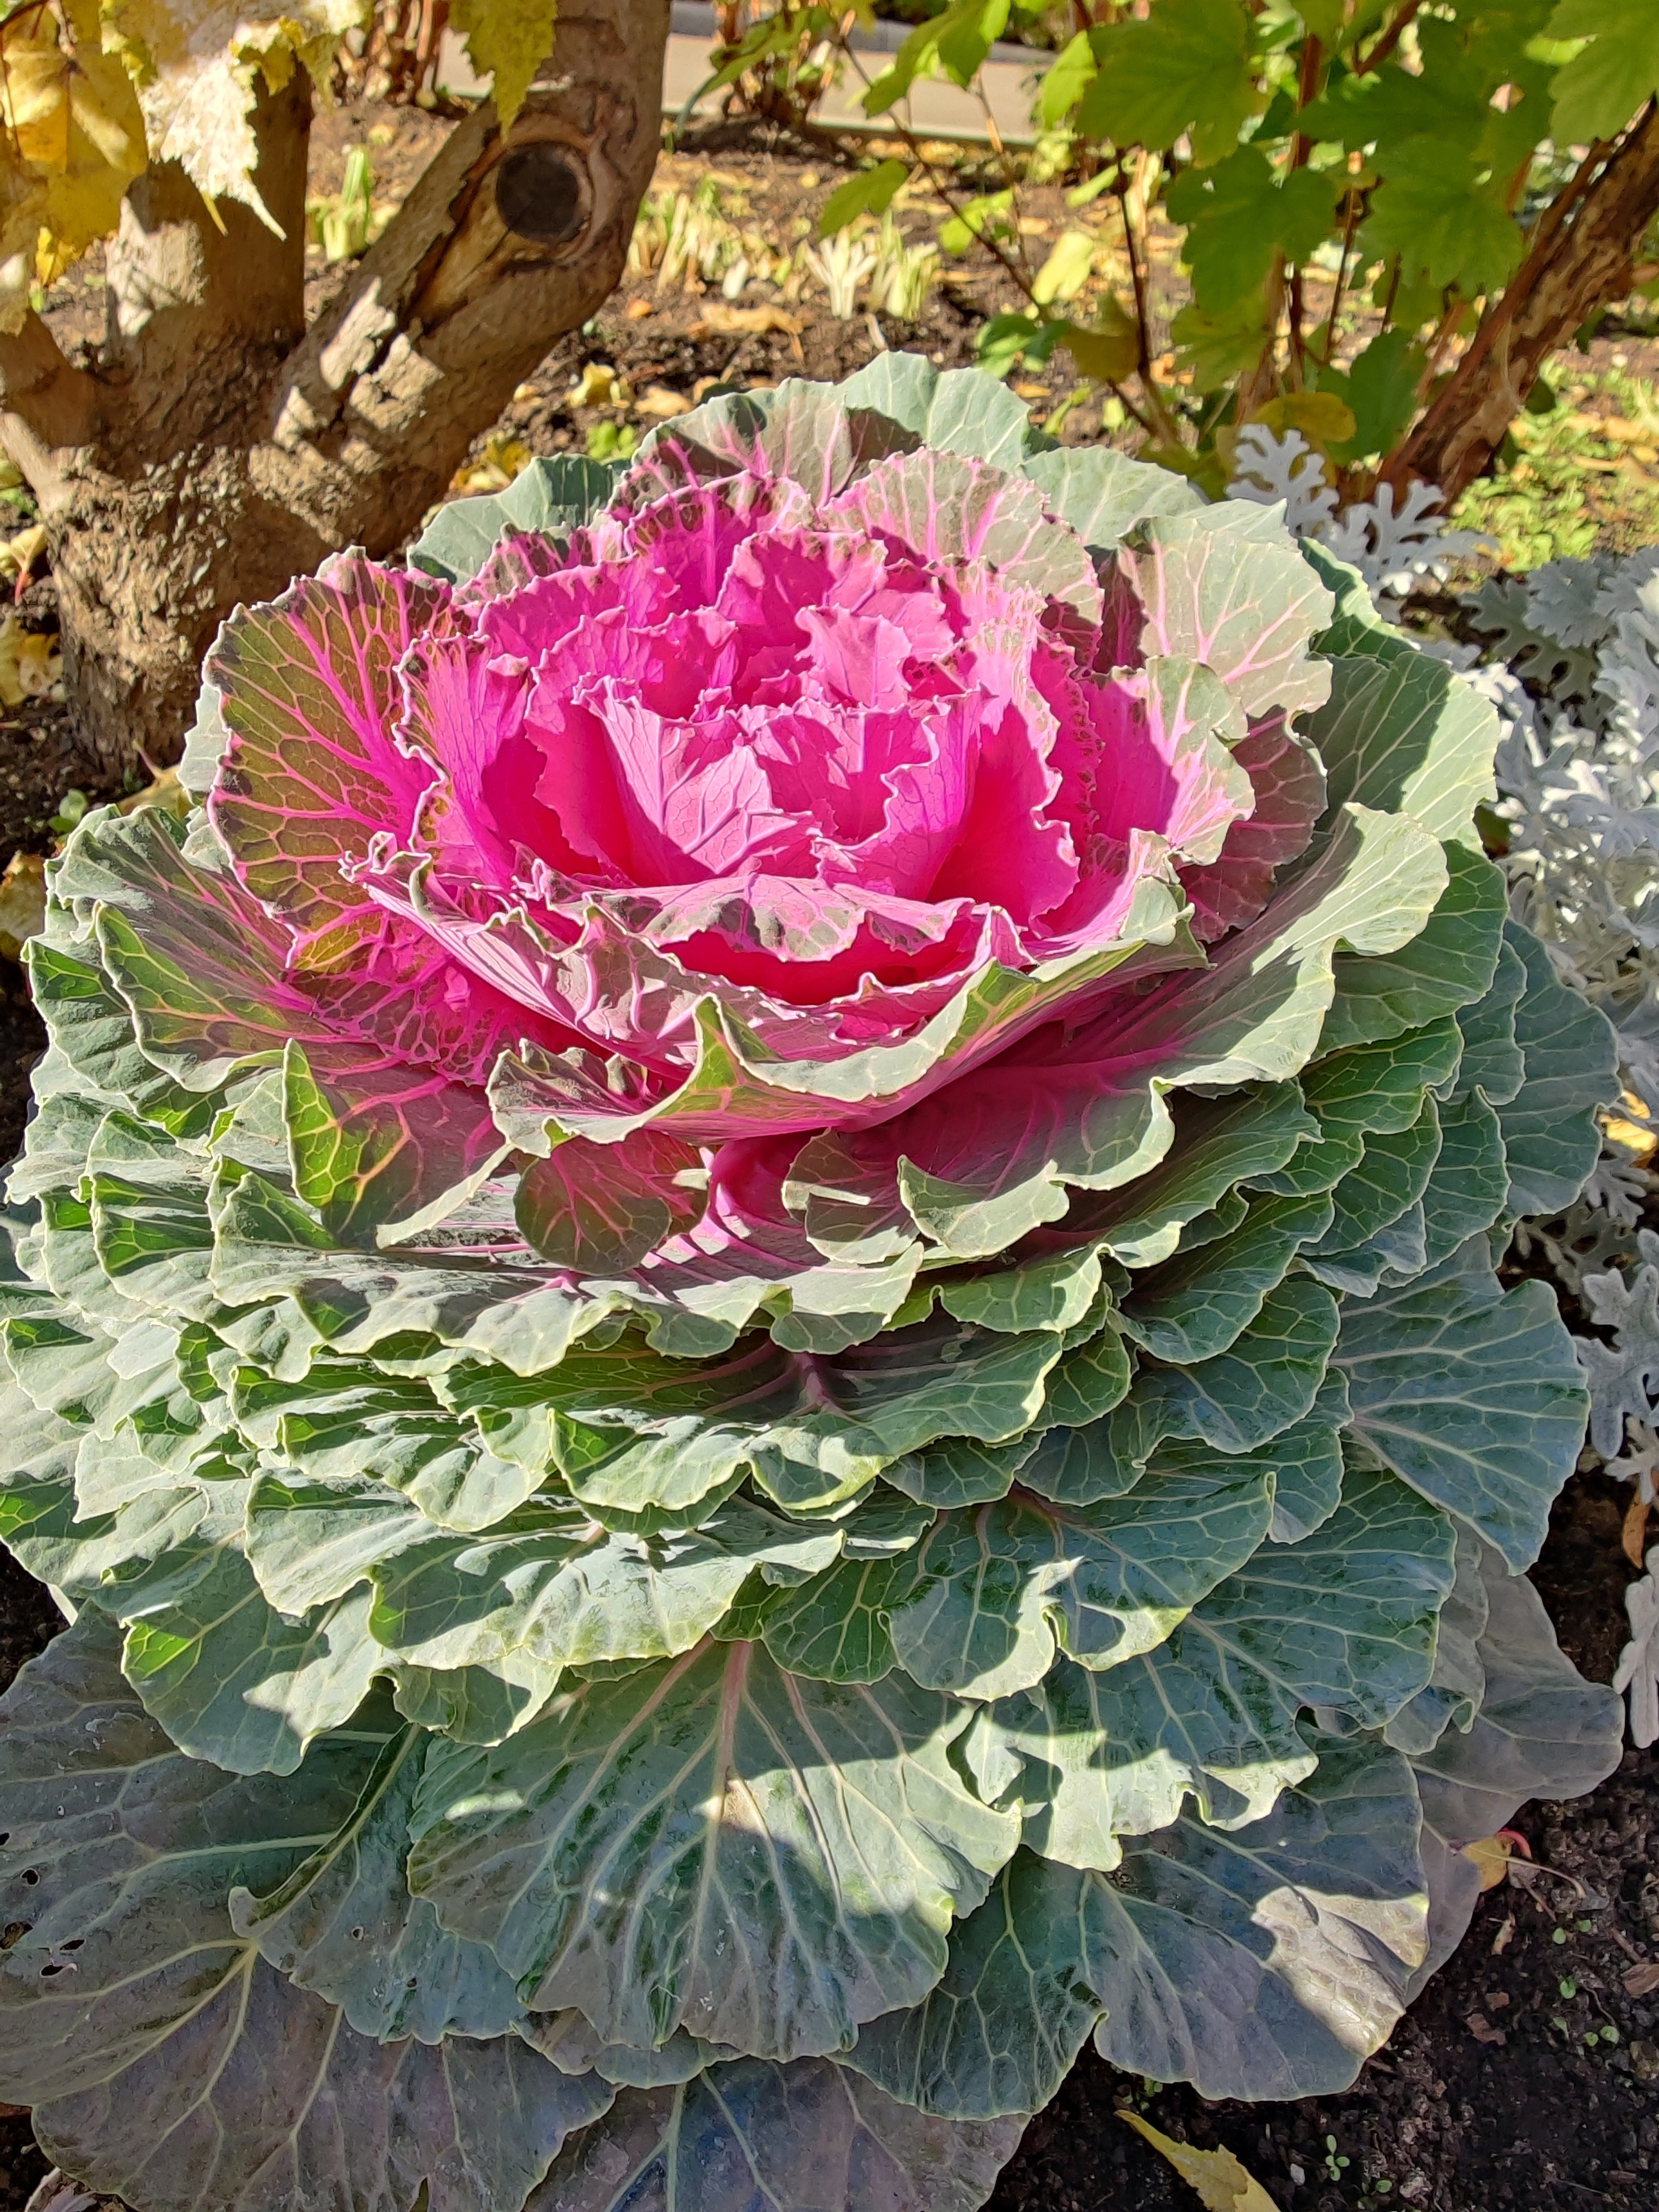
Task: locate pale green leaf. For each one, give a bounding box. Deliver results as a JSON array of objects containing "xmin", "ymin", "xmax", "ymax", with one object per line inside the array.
[
  {"xmin": 1086, "ymin": 1736, "xmax": 1427, "ymax": 2097},
  {"xmin": 843, "ymin": 1852, "xmax": 1106, "ymax": 2120},
  {"xmin": 526, "ymin": 2057, "xmax": 1022, "ymax": 2212},
  {"xmin": 886, "ymin": 1468, "xmax": 1274, "ymax": 1699},
  {"xmin": 408, "ymin": 1640, "xmax": 1020, "ymax": 2059},
  {"xmin": 410, "ymin": 456, "xmax": 625, "ymax": 584},
  {"xmin": 1499, "ymin": 919, "xmax": 1617, "ymax": 1216},
  {"xmin": 1338, "ymin": 1243, "xmax": 1590, "ymax": 1569},
  {"xmin": 229, "ymin": 1725, "xmax": 523, "ymax": 2043}
]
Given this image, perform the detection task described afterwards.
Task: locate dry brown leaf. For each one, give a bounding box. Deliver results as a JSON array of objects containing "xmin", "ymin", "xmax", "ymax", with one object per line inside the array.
[
  {"xmin": 1624, "ymin": 1494, "xmax": 1652, "ymax": 1569},
  {"xmin": 1464, "ymin": 1835, "xmax": 1516, "ymax": 1891},
  {"xmin": 116, "ymin": 765, "xmax": 188, "ymax": 820},
  {"xmin": 22, "ymin": 2171, "xmax": 101, "ymax": 2212},
  {"xmin": 685, "ymin": 302, "xmax": 804, "ymax": 338},
  {"xmin": 0, "ymin": 850, "xmax": 46, "ymax": 962},
  {"xmin": 625, "ymin": 296, "xmax": 655, "ymax": 320},
  {"xmin": 448, "ymin": 433, "xmax": 532, "ymax": 497},
  {"xmin": 1465, "ymin": 2011, "xmax": 1508, "ymax": 2045},
  {"xmin": 1491, "ymin": 1914, "xmax": 1516, "ymax": 1954},
  {"xmin": 0, "ymin": 522, "xmax": 47, "ymax": 582},
  {"xmin": 0, "ymin": 616, "xmax": 59, "ymax": 706},
  {"xmin": 1623, "ymin": 1959, "xmax": 1659, "ymax": 1998},
  {"xmin": 634, "ymin": 384, "xmax": 693, "ymax": 420},
  {"xmin": 1120, "ymin": 2112, "xmax": 1279, "ymax": 2211}
]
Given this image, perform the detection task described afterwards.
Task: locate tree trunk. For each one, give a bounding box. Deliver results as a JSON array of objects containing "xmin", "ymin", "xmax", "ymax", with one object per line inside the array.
[
  {"xmin": 0, "ymin": 0, "xmax": 669, "ymax": 774},
  {"xmin": 1383, "ymin": 100, "xmax": 1659, "ymax": 506}
]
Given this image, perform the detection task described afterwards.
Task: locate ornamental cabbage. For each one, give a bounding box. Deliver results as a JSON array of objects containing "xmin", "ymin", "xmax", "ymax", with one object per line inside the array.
[{"xmin": 0, "ymin": 360, "xmax": 1626, "ymax": 2212}]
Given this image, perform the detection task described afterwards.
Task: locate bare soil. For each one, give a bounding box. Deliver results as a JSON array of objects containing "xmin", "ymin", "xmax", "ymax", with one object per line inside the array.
[{"xmin": 0, "ymin": 95, "xmax": 1657, "ymax": 2212}]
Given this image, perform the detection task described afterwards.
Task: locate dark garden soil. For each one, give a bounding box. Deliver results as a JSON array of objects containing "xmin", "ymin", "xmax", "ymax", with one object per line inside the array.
[{"xmin": 1, "ymin": 92, "xmax": 1658, "ymax": 2212}]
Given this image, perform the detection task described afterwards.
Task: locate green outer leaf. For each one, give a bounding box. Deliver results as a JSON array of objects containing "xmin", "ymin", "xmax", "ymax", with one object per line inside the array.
[
  {"xmin": 860, "ymin": 1745, "xmax": 1432, "ymax": 2112},
  {"xmin": 228, "ymin": 1725, "xmax": 524, "ymax": 2044},
  {"xmin": 995, "ymin": 1643, "xmax": 1315, "ymax": 1870},
  {"xmin": 1499, "ymin": 919, "xmax": 1617, "ymax": 1217},
  {"xmin": 1454, "ymin": 936, "xmax": 1527, "ymax": 1108},
  {"xmin": 1415, "ymin": 1090, "xmax": 1510, "ymax": 1272},
  {"xmin": 22, "ymin": 931, "xmax": 212, "ymax": 1137},
  {"xmin": 754, "ymin": 1550, "xmax": 918, "ymax": 1684},
  {"xmin": 408, "ymin": 1639, "xmax": 1020, "ymax": 2061},
  {"xmin": 1021, "ymin": 442, "xmax": 1203, "ymax": 548},
  {"xmin": 1301, "ymin": 647, "xmax": 1499, "ymax": 847},
  {"xmin": 1337, "ymin": 1245, "xmax": 1591, "ymax": 1571},
  {"xmin": 120, "ymin": 1541, "xmax": 383, "ymax": 1777},
  {"xmin": 1128, "ymin": 501, "xmax": 1336, "ymax": 719},
  {"xmin": 518, "ymin": 2008, "xmax": 738, "ymax": 2089},
  {"xmin": 1069, "ymin": 1083, "xmax": 1316, "ymax": 1271},
  {"xmin": 362, "ymin": 1494, "xmax": 841, "ymax": 1677},
  {"xmin": 1305, "ymin": 1092, "xmax": 1441, "ymax": 1270},
  {"xmin": 835, "ymin": 353, "xmax": 1041, "ymax": 474},
  {"xmin": 387, "ymin": 1652, "xmax": 564, "ymax": 1745},
  {"xmin": 408, "ymin": 455, "xmax": 625, "ymax": 583},
  {"xmin": 938, "ymin": 1246, "xmax": 1102, "ymax": 1336},
  {"xmin": 886, "ymin": 1468, "xmax": 1275, "ymax": 1698},
  {"xmin": 527, "ymin": 2056, "xmax": 1023, "ymax": 2212},
  {"xmin": 1120, "ymin": 1191, "xmax": 1333, "ymax": 1363},
  {"xmin": 1087, "ymin": 1736, "xmax": 1427, "ymax": 2099},
  {"xmin": 843, "ymin": 1852, "xmax": 1105, "ymax": 2121},
  {"xmin": 1317, "ymin": 844, "xmax": 1508, "ymax": 1055},
  {"xmin": 1259, "ymin": 1366, "xmax": 1352, "ymax": 1543},
  {"xmin": 885, "ymin": 1432, "xmax": 1038, "ymax": 1511},
  {"xmin": 0, "ymin": 1616, "xmax": 383, "ymax": 2108},
  {"xmin": 1037, "ymin": 1318, "xmax": 1134, "ymax": 1429},
  {"xmin": 37, "ymin": 1957, "xmax": 611, "ymax": 2212},
  {"xmin": 1405, "ymin": 1542, "xmax": 1623, "ymax": 1997},
  {"xmin": 996, "ymin": 1455, "xmax": 1452, "ymax": 1857},
  {"xmin": 1139, "ymin": 1276, "xmax": 1341, "ymax": 1454},
  {"xmin": 444, "ymin": 1312, "xmax": 1065, "ymax": 1514},
  {"xmin": 1383, "ymin": 1524, "xmax": 1489, "ymax": 1759},
  {"xmin": 235, "ymin": 1357, "xmax": 546, "ymax": 1534}
]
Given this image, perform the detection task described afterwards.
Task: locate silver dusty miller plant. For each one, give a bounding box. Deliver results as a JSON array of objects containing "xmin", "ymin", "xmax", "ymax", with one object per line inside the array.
[
  {"xmin": 1469, "ymin": 550, "xmax": 1659, "ymax": 1750},
  {"xmin": 1227, "ymin": 425, "xmax": 1490, "ymax": 608}
]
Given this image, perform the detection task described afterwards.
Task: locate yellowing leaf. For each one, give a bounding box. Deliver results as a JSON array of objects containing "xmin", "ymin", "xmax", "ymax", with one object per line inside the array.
[
  {"xmin": 0, "ymin": 522, "xmax": 46, "ymax": 581},
  {"xmin": 0, "ymin": 850, "xmax": 46, "ymax": 962},
  {"xmin": 104, "ymin": 1, "xmax": 365, "ymax": 228},
  {"xmin": 568, "ymin": 360, "xmax": 627, "ymax": 408},
  {"xmin": 450, "ymin": 0, "xmax": 559, "ymax": 133},
  {"xmin": 1120, "ymin": 2113, "xmax": 1280, "ymax": 2212},
  {"xmin": 1464, "ymin": 1833, "xmax": 1514, "ymax": 1890},
  {"xmin": 2, "ymin": 38, "xmax": 76, "ymax": 168},
  {"xmin": 1031, "ymin": 228, "xmax": 1097, "ymax": 308},
  {"xmin": 0, "ymin": 3, "xmax": 146, "ymax": 326},
  {"xmin": 1247, "ymin": 391, "xmax": 1358, "ymax": 457},
  {"xmin": 0, "ymin": 615, "xmax": 59, "ymax": 705},
  {"xmin": 1060, "ymin": 296, "xmax": 1138, "ymax": 385}
]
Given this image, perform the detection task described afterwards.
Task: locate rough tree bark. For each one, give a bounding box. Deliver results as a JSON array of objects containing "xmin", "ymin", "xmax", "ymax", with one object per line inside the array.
[
  {"xmin": 0, "ymin": 0, "xmax": 669, "ymax": 773},
  {"xmin": 1383, "ymin": 100, "xmax": 1659, "ymax": 506}
]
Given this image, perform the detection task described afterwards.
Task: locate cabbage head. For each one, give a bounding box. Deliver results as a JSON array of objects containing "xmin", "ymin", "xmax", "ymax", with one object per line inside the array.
[{"xmin": 0, "ymin": 360, "xmax": 1625, "ymax": 2212}]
